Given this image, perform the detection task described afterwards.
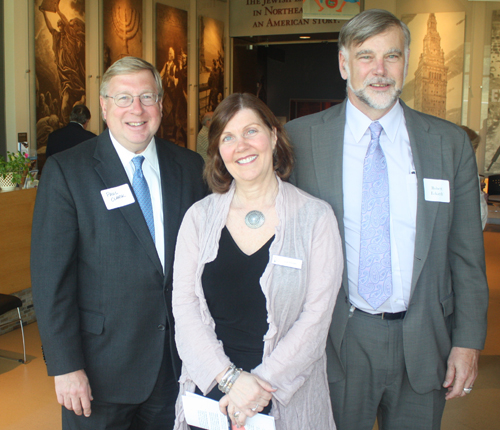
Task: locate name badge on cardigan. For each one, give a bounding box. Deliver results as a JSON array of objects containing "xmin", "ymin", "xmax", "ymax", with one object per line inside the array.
[
  {"xmin": 101, "ymin": 184, "xmax": 135, "ymax": 210},
  {"xmin": 272, "ymin": 255, "xmax": 303, "ymax": 270},
  {"xmin": 423, "ymin": 178, "xmax": 450, "ymax": 203}
]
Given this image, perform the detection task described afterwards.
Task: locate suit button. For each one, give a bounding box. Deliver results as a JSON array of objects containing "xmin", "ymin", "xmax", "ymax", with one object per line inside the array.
[{"xmin": 157, "ymin": 324, "xmax": 166, "ymax": 331}]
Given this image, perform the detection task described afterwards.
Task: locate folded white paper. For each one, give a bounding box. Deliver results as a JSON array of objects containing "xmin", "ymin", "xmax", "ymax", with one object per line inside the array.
[{"xmin": 182, "ymin": 392, "xmax": 276, "ymax": 430}]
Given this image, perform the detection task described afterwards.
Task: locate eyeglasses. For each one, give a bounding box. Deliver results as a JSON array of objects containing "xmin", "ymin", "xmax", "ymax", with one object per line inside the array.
[{"xmin": 105, "ymin": 93, "xmax": 159, "ymax": 107}]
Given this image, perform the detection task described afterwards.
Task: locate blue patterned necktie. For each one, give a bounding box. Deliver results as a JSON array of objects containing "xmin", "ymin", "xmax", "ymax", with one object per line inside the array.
[
  {"xmin": 132, "ymin": 156, "xmax": 155, "ymax": 243},
  {"xmin": 358, "ymin": 121, "xmax": 392, "ymax": 309}
]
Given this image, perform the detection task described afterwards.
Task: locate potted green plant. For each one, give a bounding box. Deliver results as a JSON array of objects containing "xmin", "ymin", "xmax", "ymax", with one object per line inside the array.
[{"xmin": 0, "ymin": 151, "xmax": 34, "ymax": 191}]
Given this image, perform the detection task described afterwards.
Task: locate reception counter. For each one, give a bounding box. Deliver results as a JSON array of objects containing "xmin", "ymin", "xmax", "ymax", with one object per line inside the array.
[{"xmin": 0, "ymin": 188, "xmax": 36, "ymax": 295}]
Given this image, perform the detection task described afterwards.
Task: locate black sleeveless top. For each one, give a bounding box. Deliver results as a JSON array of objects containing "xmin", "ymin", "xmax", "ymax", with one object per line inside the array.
[{"xmin": 194, "ymin": 226, "xmax": 274, "ymax": 412}]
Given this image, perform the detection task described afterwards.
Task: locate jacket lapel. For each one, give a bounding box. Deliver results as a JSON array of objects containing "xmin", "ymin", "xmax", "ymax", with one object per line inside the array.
[
  {"xmin": 93, "ymin": 131, "xmax": 164, "ymax": 276},
  {"xmin": 401, "ymin": 102, "xmax": 442, "ymax": 296},
  {"xmin": 156, "ymin": 140, "xmax": 182, "ymax": 282}
]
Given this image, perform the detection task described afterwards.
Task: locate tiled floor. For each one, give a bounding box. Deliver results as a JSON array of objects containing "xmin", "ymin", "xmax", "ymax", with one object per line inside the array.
[{"xmin": 1, "ymin": 231, "xmax": 499, "ymax": 430}]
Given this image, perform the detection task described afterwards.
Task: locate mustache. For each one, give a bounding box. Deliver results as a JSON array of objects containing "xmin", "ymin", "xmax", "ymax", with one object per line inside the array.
[{"xmin": 363, "ymin": 77, "xmax": 397, "ymax": 87}]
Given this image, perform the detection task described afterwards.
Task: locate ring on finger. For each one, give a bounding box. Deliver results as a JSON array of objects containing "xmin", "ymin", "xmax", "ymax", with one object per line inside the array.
[
  {"xmin": 251, "ymin": 404, "xmax": 259, "ymax": 412},
  {"xmin": 463, "ymin": 387, "xmax": 473, "ymax": 394},
  {"xmin": 234, "ymin": 411, "xmax": 241, "ymax": 419}
]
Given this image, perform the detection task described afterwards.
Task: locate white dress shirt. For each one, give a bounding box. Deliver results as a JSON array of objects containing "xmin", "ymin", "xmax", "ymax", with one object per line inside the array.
[
  {"xmin": 110, "ymin": 132, "xmax": 165, "ymax": 271},
  {"xmin": 343, "ymin": 100, "xmax": 417, "ymax": 313}
]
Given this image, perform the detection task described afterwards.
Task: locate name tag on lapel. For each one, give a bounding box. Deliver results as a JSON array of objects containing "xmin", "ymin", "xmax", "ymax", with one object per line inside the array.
[
  {"xmin": 423, "ymin": 178, "xmax": 450, "ymax": 203},
  {"xmin": 272, "ymin": 255, "xmax": 302, "ymax": 270},
  {"xmin": 101, "ymin": 184, "xmax": 135, "ymax": 210}
]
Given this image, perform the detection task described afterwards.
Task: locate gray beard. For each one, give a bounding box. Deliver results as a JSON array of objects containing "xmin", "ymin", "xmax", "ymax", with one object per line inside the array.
[{"xmin": 348, "ymin": 80, "xmax": 402, "ymax": 111}]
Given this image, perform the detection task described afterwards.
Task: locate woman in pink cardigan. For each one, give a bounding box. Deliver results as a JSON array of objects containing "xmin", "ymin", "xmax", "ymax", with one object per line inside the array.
[{"xmin": 172, "ymin": 93, "xmax": 343, "ymax": 430}]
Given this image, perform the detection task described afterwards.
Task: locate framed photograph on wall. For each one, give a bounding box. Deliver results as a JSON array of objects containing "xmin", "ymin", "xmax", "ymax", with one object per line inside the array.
[{"xmin": 156, "ymin": 3, "xmax": 188, "ymax": 147}]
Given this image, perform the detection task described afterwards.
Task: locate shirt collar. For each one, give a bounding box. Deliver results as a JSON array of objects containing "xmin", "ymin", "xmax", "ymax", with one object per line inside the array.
[
  {"xmin": 109, "ymin": 130, "xmax": 159, "ymax": 173},
  {"xmin": 346, "ymin": 99, "xmax": 404, "ymax": 144}
]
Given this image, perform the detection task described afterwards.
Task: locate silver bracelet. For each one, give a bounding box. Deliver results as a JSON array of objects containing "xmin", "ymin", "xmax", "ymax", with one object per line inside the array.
[
  {"xmin": 218, "ymin": 364, "xmax": 242, "ymax": 394},
  {"xmin": 218, "ymin": 364, "xmax": 236, "ymax": 393},
  {"xmin": 224, "ymin": 367, "xmax": 242, "ymax": 394}
]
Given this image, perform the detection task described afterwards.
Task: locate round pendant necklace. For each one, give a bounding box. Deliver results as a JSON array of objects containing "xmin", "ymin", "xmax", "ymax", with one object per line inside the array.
[{"xmin": 245, "ymin": 210, "xmax": 265, "ymax": 229}]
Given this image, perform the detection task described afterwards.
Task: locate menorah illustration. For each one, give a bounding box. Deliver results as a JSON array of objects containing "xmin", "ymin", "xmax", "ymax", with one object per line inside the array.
[{"xmin": 112, "ymin": 6, "xmax": 140, "ymax": 56}]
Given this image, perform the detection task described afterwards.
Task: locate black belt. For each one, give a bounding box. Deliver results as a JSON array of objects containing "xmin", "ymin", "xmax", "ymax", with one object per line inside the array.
[{"xmin": 355, "ymin": 308, "xmax": 406, "ymax": 320}]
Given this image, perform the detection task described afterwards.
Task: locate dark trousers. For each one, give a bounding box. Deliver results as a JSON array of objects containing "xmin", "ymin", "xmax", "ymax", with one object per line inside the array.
[
  {"xmin": 330, "ymin": 309, "xmax": 447, "ymax": 430},
  {"xmin": 62, "ymin": 343, "xmax": 178, "ymax": 430}
]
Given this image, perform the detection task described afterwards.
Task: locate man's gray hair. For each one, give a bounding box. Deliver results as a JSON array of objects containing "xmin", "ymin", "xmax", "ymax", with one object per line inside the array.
[
  {"xmin": 100, "ymin": 56, "xmax": 164, "ymax": 98},
  {"xmin": 339, "ymin": 9, "xmax": 411, "ymax": 57}
]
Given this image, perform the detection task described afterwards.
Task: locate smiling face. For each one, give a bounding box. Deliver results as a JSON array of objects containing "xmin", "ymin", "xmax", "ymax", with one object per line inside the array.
[
  {"xmin": 339, "ymin": 26, "xmax": 407, "ymax": 120},
  {"xmin": 100, "ymin": 70, "xmax": 162, "ymax": 154},
  {"xmin": 218, "ymin": 108, "xmax": 277, "ymax": 187}
]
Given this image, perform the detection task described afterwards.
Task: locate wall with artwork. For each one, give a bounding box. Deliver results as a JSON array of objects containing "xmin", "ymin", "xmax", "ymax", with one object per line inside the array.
[
  {"xmin": 479, "ymin": 4, "xmax": 500, "ymax": 176},
  {"xmin": 198, "ymin": 16, "xmax": 224, "ymax": 126},
  {"xmin": 34, "ymin": 0, "xmax": 86, "ymax": 170},
  {"xmin": 156, "ymin": 3, "xmax": 188, "ymax": 146},
  {"xmin": 400, "ymin": 12, "xmax": 465, "ymax": 125},
  {"xmin": 2, "ymin": 0, "xmax": 229, "ymax": 159},
  {"xmin": 396, "ymin": 0, "xmax": 500, "ymax": 175},
  {"xmin": 2, "ymin": 0, "xmax": 498, "ymax": 176},
  {"xmin": 103, "ymin": 0, "xmax": 143, "ymax": 71}
]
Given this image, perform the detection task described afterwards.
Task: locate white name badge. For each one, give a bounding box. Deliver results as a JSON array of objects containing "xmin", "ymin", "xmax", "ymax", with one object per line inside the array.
[
  {"xmin": 101, "ymin": 184, "xmax": 135, "ymax": 210},
  {"xmin": 272, "ymin": 255, "xmax": 303, "ymax": 270},
  {"xmin": 423, "ymin": 178, "xmax": 450, "ymax": 203}
]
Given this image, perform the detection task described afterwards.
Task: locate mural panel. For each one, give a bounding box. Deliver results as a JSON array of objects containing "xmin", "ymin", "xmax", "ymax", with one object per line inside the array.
[
  {"xmin": 103, "ymin": 0, "xmax": 143, "ymax": 72},
  {"xmin": 35, "ymin": 0, "xmax": 86, "ymax": 158},
  {"xmin": 401, "ymin": 12, "xmax": 465, "ymax": 125},
  {"xmin": 156, "ymin": 4, "xmax": 188, "ymax": 147},
  {"xmin": 199, "ymin": 16, "xmax": 224, "ymax": 126},
  {"xmin": 486, "ymin": 10, "xmax": 500, "ymax": 174}
]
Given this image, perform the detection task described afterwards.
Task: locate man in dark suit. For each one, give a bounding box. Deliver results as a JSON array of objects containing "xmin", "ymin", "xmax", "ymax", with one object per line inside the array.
[
  {"xmin": 46, "ymin": 104, "xmax": 96, "ymax": 158},
  {"xmin": 31, "ymin": 57, "xmax": 207, "ymax": 430},
  {"xmin": 285, "ymin": 9, "xmax": 488, "ymax": 430}
]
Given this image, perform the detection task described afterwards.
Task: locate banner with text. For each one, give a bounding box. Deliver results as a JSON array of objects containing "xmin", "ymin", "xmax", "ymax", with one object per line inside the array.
[{"xmin": 230, "ymin": 0, "xmax": 345, "ymax": 37}]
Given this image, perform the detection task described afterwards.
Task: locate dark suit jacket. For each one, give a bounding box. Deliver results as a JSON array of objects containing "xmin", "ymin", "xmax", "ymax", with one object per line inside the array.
[
  {"xmin": 31, "ymin": 130, "xmax": 207, "ymax": 404},
  {"xmin": 285, "ymin": 100, "xmax": 489, "ymax": 394},
  {"xmin": 45, "ymin": 122, "xmax": 96, "ymax": 158}
]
